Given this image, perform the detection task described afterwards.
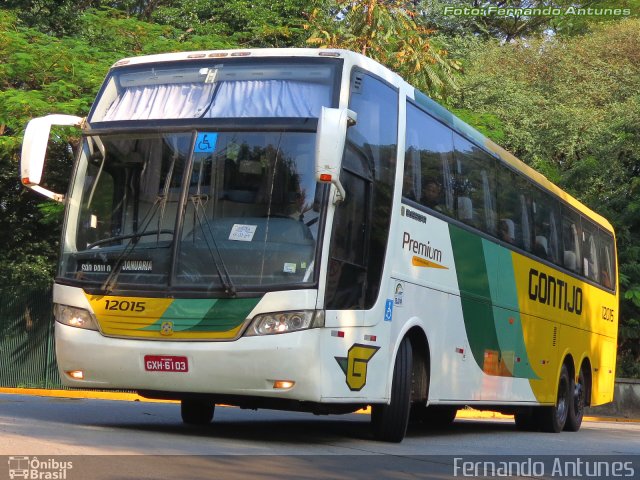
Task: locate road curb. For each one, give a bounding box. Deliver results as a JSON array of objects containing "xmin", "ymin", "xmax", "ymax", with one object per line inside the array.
[{"xmin": 1, "ymin": 387, "xmax": 638, "ymax": 423}]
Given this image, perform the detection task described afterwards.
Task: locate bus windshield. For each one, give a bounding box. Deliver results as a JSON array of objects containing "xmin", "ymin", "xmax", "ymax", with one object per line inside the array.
[{"xmin": 60, "ymin": 130, "xmax": 323, "ymax": 293}]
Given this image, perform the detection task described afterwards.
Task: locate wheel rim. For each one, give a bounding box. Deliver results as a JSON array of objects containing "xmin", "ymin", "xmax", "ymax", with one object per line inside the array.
[
  {"xmin": 573, "ymin": 374, "xmax": 585, "ymax": 417},
  {"xmin": 556, "ymin": 375, "xmax": 569, "ymax": 424}
]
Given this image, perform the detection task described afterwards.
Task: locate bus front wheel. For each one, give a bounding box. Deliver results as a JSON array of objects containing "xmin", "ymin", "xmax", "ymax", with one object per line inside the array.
[
  {"xmin": 537, "ymin": 364, "xmax": 571, "ymax": 433},
  {"xmin": 181, "ymin": 399, "xmax": 214, "ymax": 425},
  {"xmin": 371, "ymin": 337, "xmax": 413, "ymax": 442}
]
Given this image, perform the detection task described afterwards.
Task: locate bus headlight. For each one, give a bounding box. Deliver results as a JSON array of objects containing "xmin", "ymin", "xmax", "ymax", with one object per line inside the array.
[
  {"xmin": 54, "ymin": 304, "xmax": 98, "ymax": 331},
  {"xmin": 245, "ymin": 310, "xmax": 324, "ymax": 336}
]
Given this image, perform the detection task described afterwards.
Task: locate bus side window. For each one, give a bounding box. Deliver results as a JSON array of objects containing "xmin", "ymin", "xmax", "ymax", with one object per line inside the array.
[
  {"xmin": 404, "ymin": 103, "xmax": 454, "ymax": 213},
  {"xmin": 581, "ymin": 218, "xmax": 599, "ymax": 282},
  {"xmin": 452, "ymin": 134, "xmax": 497, "ymax": 234},
  {"xmin": 497, "ymin": 167, "xmax": 522, "ymax": 248},
  {"xmin": 598, "ymin": 230, "xmax": 615, "ymax": 289},
  {"xmin": 561, "ymin": 208, "xmax": 581, "ymax": 274},
  {"xmin": 531, "ymin": 187, "xmax": 561, "ymax": 264}
]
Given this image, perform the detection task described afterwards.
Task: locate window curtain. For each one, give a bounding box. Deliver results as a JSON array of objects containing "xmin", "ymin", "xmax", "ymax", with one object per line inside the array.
[{"xmin": 102, "ymin": 80, "xmax": 330, "ymax": 121}]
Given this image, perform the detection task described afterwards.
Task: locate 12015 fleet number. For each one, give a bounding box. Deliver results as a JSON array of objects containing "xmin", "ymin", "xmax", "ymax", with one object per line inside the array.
[{"xmin": 104, "ymin": 300, "xmax": 146, "ymax": 312}]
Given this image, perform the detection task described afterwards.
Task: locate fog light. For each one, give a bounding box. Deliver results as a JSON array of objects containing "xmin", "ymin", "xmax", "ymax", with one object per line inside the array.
[
  {"xmin": 66, "ymin": 370, "xmax": 84, "ymax": 380},
  {"xmin": 273, "ymin": 380, "xmax": 295, "ymax": 389}
]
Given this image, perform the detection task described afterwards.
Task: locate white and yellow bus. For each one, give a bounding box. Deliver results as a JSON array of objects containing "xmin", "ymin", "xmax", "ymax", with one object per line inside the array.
[{"xmin": 21, "ymin": 49, "xmax": 618, "ymax": 442}]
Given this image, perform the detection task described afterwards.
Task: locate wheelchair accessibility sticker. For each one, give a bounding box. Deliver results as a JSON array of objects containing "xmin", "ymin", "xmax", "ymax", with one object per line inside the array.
[
  {"xmin": 194, "ymin": 133, "xmax": 218, "ymax": 153},
  {"xmin": 384, "ymin": 299, "xmax": 393, "ymax": 322}
]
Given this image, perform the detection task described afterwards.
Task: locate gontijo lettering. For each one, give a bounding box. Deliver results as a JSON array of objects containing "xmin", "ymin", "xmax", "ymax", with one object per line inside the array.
[{"xmin": 528, "ymin": 268, "xmax": 583, "ymax": 315}]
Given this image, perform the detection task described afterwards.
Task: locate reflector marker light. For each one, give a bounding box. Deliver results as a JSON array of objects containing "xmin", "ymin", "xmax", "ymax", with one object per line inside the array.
[
  {"xmin": 66, "ymin": 370, "xmax": 84, "ymax": 380},
  {"xmin": 455, "ymin": 347, "xmax": 465, "ymax": 355},
  {"xmin": 273, "ymin": 380, "xmax": 295, "ymax": 389},
  {"xmin": 318, "ymin": 51, "xmax": 341, "ymax": 57},
  {"xmin": 187, "ymin": 53, "xmax": 206, "ymax": 58},
  {"xmin": 364, "ymin": 335, "xmax": 377, "ymax": 342},
  {"xmin": 331, "ymin": 330, "xmax": 345, "ymax": 338},
  {"xmin": 209, "ymin": 53, "xmax": 228, "ymax": 57},
  {"xmin": 231, "ymin": 52, "xmax": 251, "ymax": 57},
  {"xmin": 319, "ymin": 174, "xmax": 332, "ymax": 182}
]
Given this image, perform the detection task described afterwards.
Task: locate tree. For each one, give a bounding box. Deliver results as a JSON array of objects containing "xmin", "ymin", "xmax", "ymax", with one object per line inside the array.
[
  {"xmin": 306, "ymin": 0, "xmax": 461, "ymax": 101},
  {"xmin": 151, "ymin": 0, "xmax": 316, "ymax": 47}
]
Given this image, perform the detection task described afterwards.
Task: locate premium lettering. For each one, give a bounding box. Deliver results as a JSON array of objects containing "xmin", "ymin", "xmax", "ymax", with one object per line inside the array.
[{"xmin": 402, "ymin": 232, "xmax": 442, "ymax": 263}]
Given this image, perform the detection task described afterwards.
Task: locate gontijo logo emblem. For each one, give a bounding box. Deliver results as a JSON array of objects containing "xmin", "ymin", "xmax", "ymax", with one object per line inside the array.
[
  {"xmin": 402, "ymin": 232, "xmax": 448, "ymax": 269},
  {"xmin": 335, "ymin": 344, "xmax": 380, "ymax": 391}
]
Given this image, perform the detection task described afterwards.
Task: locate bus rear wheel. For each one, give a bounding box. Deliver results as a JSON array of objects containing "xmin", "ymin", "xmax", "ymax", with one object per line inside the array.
[
  {"xmin": 565, "ymin": 366, "xmax": 586, "ymax": 432},
  {"xmin": 181, "ymin": 399, "xmax": 214, "ymax": 425},
  {"xmin": 537, "ymin": 364, "xmax": 571, "ymax": 433},
  {"xmin": 371, "ymin": 337, "xmax": 413, "ymax": 442}
]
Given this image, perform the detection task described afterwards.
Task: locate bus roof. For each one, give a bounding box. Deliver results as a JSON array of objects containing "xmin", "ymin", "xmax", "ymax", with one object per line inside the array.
[{"xmin": 110, "ymin": 48, "xmax": 614, "ymax": 233}]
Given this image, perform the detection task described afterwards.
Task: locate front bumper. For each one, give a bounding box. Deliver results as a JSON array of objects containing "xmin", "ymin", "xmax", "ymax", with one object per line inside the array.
[{"xmin": 55, "ymin": 322, "xmax": 323, "ymax": 402}]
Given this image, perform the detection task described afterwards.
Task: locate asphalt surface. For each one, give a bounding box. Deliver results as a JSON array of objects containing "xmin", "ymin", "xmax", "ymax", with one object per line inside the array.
[{"xmin": 1, "ymin": 393, "xmax": 638, "ymax": 479}]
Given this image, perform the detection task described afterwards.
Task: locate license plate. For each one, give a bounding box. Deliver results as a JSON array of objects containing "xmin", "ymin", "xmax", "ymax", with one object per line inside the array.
[{"xmin": 144, "ymin": 355, "xmax": 189, "ymax": 372}]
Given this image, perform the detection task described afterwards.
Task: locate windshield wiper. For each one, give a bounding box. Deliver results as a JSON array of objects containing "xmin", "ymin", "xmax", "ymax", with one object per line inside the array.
[
  {"xmin": 100, "ymin": 194, "xmax": 169, "ymax": 293},
  {"xmin": 188, "ymin": 194, "xmax": 237, "ymax": 297},
  {"xmin": 87, "ymin": 230, "xmax": 173, "ymax": 249}
]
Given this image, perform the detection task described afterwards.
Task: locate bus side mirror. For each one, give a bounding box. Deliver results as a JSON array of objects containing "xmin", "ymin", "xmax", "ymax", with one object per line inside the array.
[
  {"xmin": 315, "ymin": 107, "xmax": 357, "ymax": 204},
  {"xmin": 21, "ymin": 114, "xmax": 83, "ymax": 203}
]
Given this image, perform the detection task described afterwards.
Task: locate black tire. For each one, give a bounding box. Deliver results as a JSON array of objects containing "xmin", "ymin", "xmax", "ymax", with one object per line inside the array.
[
  {"xmin": 411, "ymin": 404, "xmax": 458, "ymax": 429},
  {"xmin": 181, "ymin": 399, "xmax": 214, "ymax": 425},
  {"xmin": 514, "ymin": 408, "xmax": 538, "ymax": 431},
  {"xmin": 565, "ymin": 366, "xmax": 586, "ymax": 432},
  {"xmin": 537, "ymin": 364, "xmax": 571, "ymax": 433},
  {"xmin": 371, "ymin": 338, "xmax": 413, "ymax": 442}
]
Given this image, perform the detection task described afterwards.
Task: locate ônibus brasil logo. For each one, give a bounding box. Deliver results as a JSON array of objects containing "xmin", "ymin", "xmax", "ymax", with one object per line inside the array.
[{"xmin": 7, "ymin": 456, "xmax": 72, "ymax": 480}]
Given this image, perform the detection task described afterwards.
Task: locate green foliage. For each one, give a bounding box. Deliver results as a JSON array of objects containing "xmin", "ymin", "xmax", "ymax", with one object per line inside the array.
[
  {"xmin": 151, "ymin": 0, "xmax": 315, "ymax": 47},
  {"xmin": 0, "ymin": 6, "xmax": 237, "ymax": 290},
  {"xmin": 306, "ymin": 0, "xmax": 461, "ymax": 101},
  {"xmin": 456, "ymin": 18, "xmax": 640, "ymax": 376}
]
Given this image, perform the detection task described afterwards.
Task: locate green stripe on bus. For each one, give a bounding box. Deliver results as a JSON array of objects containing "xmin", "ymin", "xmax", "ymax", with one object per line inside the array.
[
  {"xmin": 450, "ymin": 225, "xmax": 538, "ymax": 379},
  {"xmin": 450, "ymin": 226, "xmax": 502, "ymax": 373},
  {"xmin": 141, "ymin": 297, "xmax": 261, "ymax": 333},
  {"xmin": 189, "ymin": 297, "xmax": 261, "ymax": 332}
]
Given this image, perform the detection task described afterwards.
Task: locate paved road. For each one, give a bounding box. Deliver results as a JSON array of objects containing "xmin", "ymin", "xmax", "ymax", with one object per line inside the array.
[{"xmin": 1, "ymin": 394, "xmax": 638, "ymax": 479}]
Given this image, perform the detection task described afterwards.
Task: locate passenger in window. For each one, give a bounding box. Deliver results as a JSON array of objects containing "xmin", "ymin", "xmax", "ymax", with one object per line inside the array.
[{"xmin": 423, "ymin": 179, "xmax": 448, "ymax": 214}]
